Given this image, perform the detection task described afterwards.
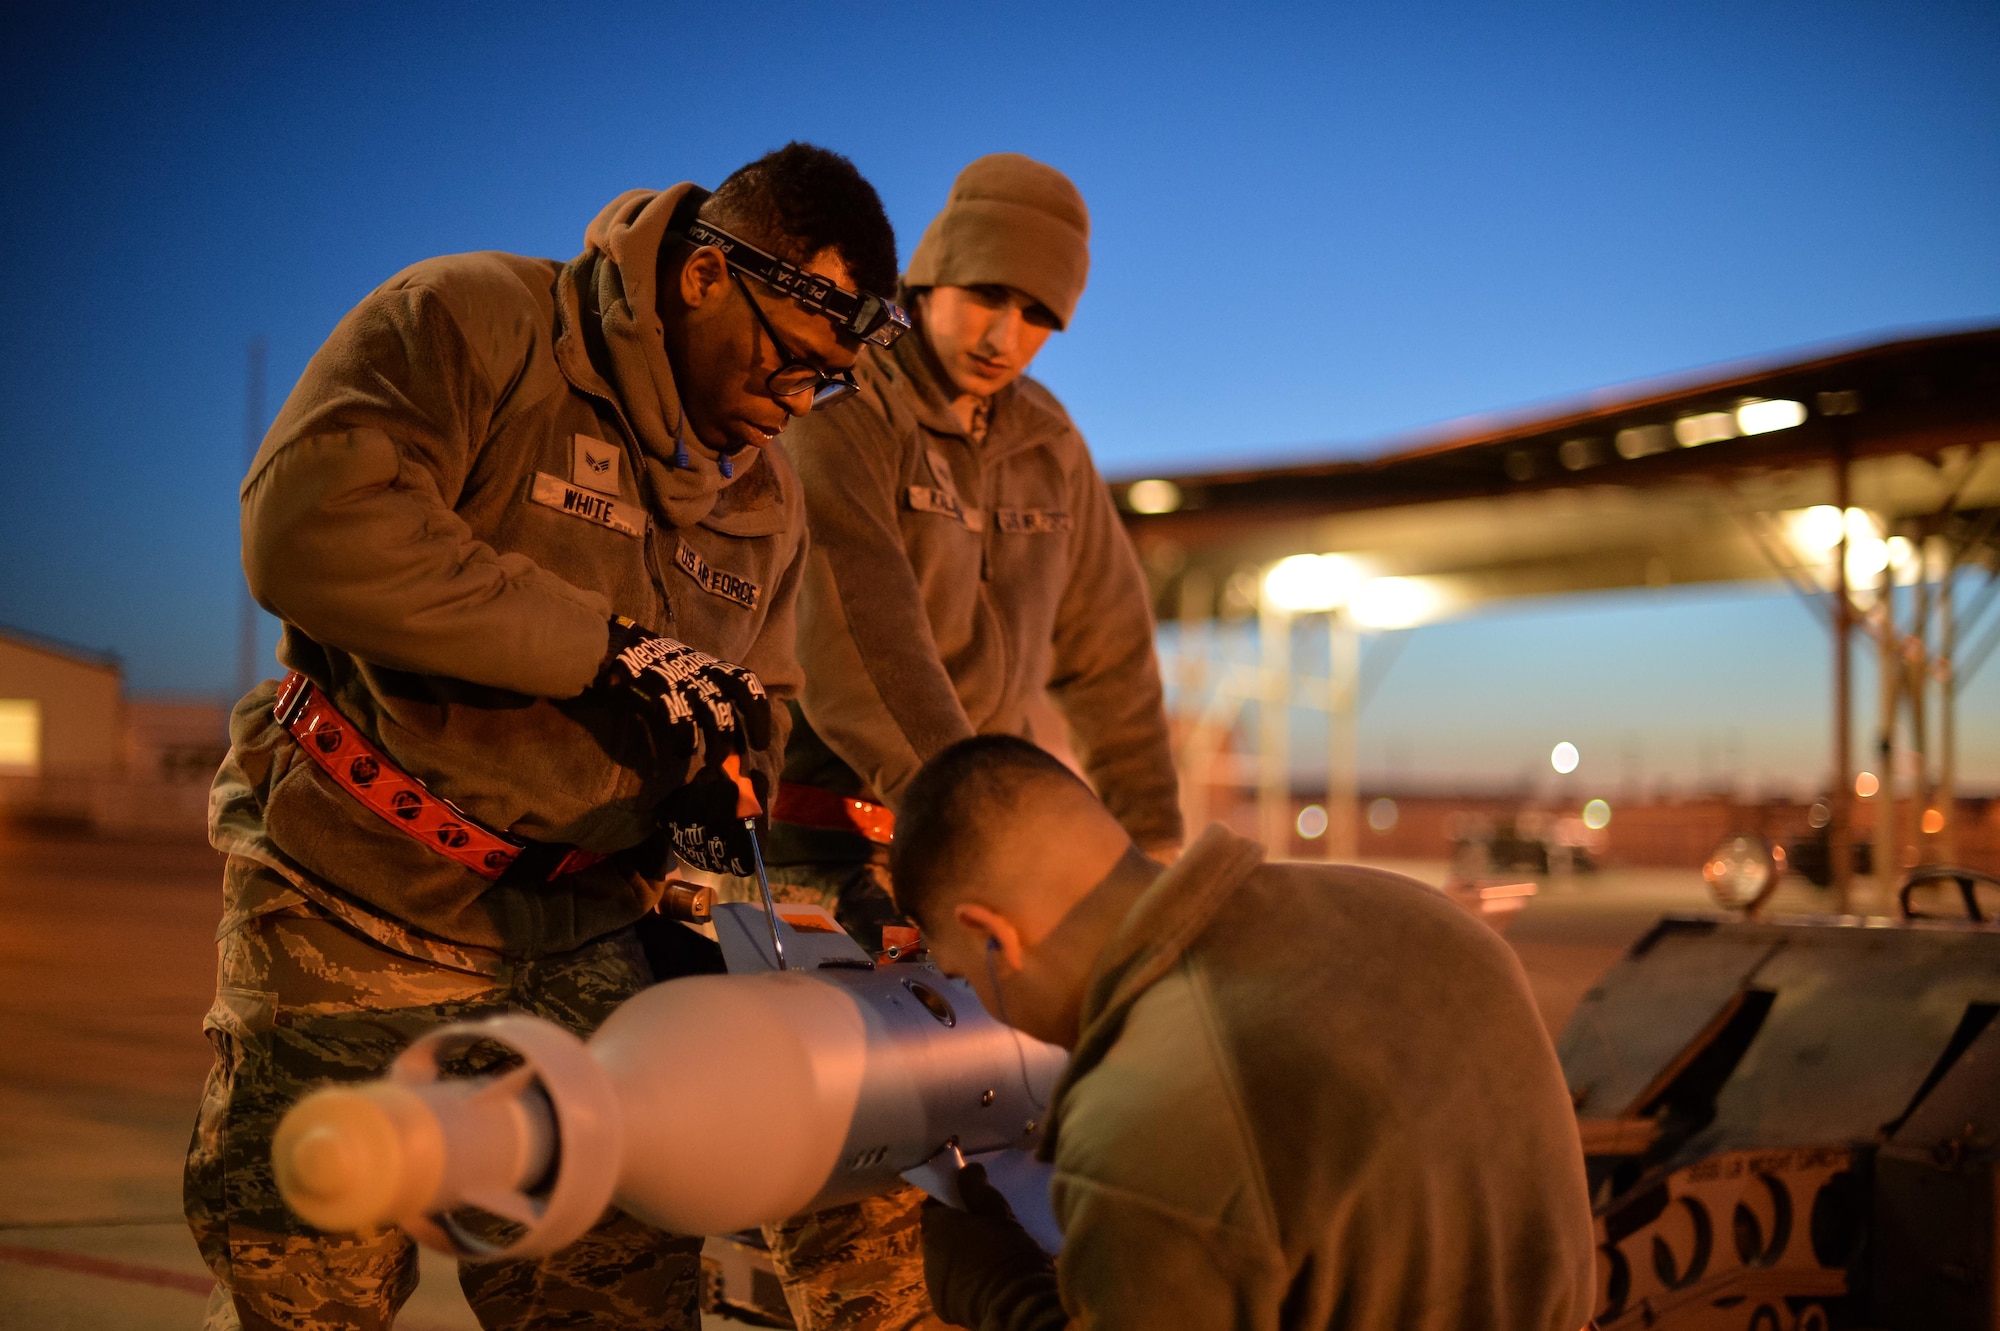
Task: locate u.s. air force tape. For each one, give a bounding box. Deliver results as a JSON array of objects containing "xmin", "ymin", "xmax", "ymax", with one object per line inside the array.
[
  {"xmin": 529, "ymin": 472, "xmax": 645, "ymax": 538},
  {"xmin": 993, "ymin": 508, "xmax": 1072, "ymax": 534},
  {"xmin": 675, "ymin": 537, "xmax": 760, "ymax": 610}
]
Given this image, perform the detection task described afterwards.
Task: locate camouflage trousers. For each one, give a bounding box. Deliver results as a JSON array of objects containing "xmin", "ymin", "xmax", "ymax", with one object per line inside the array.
[
  {"xmin": 762, "ymin": 1185, "xmax": 937, "ymax": 1331},
  {"xmin": 733, "ymin": 853, "xmax": 909, "ymax": 956},
  {"xmin": 184, "ymin": 860, "xmax": 702, "ymax": 1331},
  {"xmin": 744, "ymin": 859, "xmax": 940, "ymax": 1331}
]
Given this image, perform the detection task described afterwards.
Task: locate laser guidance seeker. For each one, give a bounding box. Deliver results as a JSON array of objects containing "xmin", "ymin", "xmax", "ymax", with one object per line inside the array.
[{"xmin": 269, "ymin": 901, "xmax": 1066, "ymax": 1258}]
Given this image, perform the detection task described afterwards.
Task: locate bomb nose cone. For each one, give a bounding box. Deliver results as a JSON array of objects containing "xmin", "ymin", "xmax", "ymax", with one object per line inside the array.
[
  {"xmin": 288, "ymin": 1124, "xmax": 361, "ymax": 1199},
  {"xmin": 273, "ymin": 1084, "xmax": 443, "ymax": 1234}
]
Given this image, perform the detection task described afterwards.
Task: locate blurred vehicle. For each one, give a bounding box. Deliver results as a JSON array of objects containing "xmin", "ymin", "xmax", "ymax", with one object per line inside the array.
[{"xmin": 1450, "ymin": 809, "xmax": 1600, "ymax": 877}]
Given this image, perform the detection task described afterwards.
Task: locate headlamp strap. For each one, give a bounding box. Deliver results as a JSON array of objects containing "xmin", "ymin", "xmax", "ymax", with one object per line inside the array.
[{"xmin": 668, "ymin": 186, "xmax": 909, "ymax": 349}]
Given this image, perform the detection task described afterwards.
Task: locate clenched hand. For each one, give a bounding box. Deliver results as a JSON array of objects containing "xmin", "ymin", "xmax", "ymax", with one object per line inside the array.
[{"xmin": 597, "ymin": 616, "xmax": 770, "ymax": 778}]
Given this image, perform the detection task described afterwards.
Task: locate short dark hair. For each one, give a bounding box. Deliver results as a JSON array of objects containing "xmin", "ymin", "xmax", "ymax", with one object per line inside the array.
[
  {"xmin": 700, "ymin": 142, "xmax": 898, "ymax": 299},
  {"xmin": 890, "ymin": 734, "xmax": 1089, "ymax": 926}
]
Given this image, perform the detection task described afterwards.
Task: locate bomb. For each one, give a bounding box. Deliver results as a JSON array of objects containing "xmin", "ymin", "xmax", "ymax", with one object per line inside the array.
[{"xmin": 271, "ymin": 901, "xmax": 1065, "ymax": 1258}]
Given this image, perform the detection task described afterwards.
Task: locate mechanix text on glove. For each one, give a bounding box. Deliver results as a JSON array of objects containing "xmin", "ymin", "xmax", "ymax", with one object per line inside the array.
[{"xmin": 598, "ymin": 617, "xmax": 771, "ymax": 779}]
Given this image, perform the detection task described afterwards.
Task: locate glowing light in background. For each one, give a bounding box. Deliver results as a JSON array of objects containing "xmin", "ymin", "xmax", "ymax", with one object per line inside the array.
[
  {"xmin": 1262, "ymin": 553, "xmax": 1362, "ymax": 613},
  {"xmin": 1550, "ymin": 741, "xmax": 1580, "ymax": 774},
  {"xmin": 1855, "ymin": 771, "xmax": 1880, "ymax": 798},
  {"xmin": 1848, "ymin": 543, "xmax": 1890, "ymax": 581},
  {"xmin": 1296, "ymin": 804, "xmax": 1329, "ymax": 839},
  {"xmin": 1783, "ymin": 506, "xmax": 1901, "ymax": 585},
  {"xmin": 0, "ymin": 699, "xmax": 40, "ymax": 772},
  {"xmin": 1557, "ymin": 437, "xmax": 1597, "ymax": 471},
  {"xmin": 1582, "ymin": 799, "xmax": 1612, "ymax": 830},
  {"xmin": 1735, "ymin": 398, "xmax": 1807, "ymax": 435},
  {"xmin": 1349, "ymin": 576, "xmax": 1439, "ymax": 628},
  {"xmin": 1125, "ymin": 478, "xmax": 1182, "ymax": 515},
  {"xmin": 1921, "ymin": 807, "xmax": 1946, "ymax": 835},
  {"xmin": 1614, "ymin": 424, "xmax": 1672, "ymax": 459},
  {"xmin": 1367, "ymin": 797, "xmax": 1399, "ymax": 832},
  {"xmin": 1674, "ymin": 411, "xmax": 1738, "ymax": 447},
  {"xmin": 1794, "ymin": 505, "xmax": 1846, "ymax": 552}
]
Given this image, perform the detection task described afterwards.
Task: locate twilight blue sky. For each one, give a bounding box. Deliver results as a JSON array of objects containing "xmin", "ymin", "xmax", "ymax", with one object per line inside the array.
[{"xmin": 3, "ymin": 2, "xmax": 1996, "ymax": 785}]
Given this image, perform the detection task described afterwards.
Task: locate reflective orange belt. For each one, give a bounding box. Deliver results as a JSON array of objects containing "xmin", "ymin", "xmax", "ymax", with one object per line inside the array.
[
  {"xmin": 771, "ymin": 782, "xmax": 895, "ymax": 845},
  {"xmin": 274, "ymin": 672, "xmax": 604, "ymax": 882}
]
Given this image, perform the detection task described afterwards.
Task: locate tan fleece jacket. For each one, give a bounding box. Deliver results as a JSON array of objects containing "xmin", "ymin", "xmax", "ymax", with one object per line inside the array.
[
  {"xmin": 780, "ymin": 330, "xmax": 1181, "ymax": 852},
  {"xmin": 1016, "ymin": 827, "xmax": 1598, "ymax": 1330},
  {"xmin": 210, "ymin": 185, "xmax": 806, "ymax": 963}
]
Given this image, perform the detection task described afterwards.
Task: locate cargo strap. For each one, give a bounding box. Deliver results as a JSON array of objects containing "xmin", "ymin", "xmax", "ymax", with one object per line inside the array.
[
  {"xmin": 274, "ymin": 672, "xmax": 604, "ymax": 882},
  {"xmin": 771, "ymin": 782, "xmax": 895, "ymax": 845}
]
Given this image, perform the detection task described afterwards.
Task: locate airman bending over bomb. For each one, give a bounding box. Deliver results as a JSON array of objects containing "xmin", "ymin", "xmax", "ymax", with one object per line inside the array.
[
  {"xmin": 761, "ymin": 153, "xmax": 1182, "ymax": 1331},
  {"xmin": 186, "ymin": 144, "xmax": 902, "ymax": 1331},
  {"xmin": 895, "ymin": 735, "xmax": 1599, "ymax": 1331}
]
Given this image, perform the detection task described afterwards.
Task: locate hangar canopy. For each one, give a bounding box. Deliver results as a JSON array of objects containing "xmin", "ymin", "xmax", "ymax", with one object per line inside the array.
[
  {"xmin": 1111, "ymin": 326, "xmax": 2000, "ymax": 900},
  {"xmin": 1115, "ymin": 326, "xmax": 2000, "ymax": 617}
]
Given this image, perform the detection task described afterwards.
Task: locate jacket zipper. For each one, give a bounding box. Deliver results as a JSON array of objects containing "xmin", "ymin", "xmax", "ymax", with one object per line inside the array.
[
  {"xmin": 561, "ymin": 383, "xmax": 675, "ymax": 814},
  {"xmin": 567, "ymin": 376, "xmax": 677, "ymax": 631}
]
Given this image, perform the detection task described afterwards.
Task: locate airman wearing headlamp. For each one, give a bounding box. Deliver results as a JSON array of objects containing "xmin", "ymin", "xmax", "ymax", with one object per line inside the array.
[
  {"xmin": 760, "ymin": 154, "xmax": 1183, "ymax": 1331},
  {"xmin": 186, "ymin": 143, "xmax": 901, "ymax": 1331}
]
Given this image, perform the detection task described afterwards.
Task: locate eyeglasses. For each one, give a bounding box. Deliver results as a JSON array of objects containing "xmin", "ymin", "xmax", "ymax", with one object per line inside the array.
[
  {"xmin": 670, "ymin": 187, "xmax": 910, "ymax": 350},
  {"xmin": 732, "ymin": 271, "xmax": 860, "ymax": 408}
]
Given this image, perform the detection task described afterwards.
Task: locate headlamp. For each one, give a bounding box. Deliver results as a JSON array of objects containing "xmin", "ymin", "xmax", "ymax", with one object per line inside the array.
[{"xmin": 670, "ymin": 189, "xmax": 910, "ymax": 349}]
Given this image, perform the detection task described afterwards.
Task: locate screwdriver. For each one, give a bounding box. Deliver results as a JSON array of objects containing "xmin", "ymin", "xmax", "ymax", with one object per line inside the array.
[{"xmin": 722, "ymin": 753, "xmax": 786, "ymax": 972}]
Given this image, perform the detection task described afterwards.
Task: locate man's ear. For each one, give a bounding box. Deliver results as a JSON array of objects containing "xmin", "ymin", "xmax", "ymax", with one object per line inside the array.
[
  {"xmin": 953, "ymin": 902, "xmax": 1025, "ymax": 971},
  {"xmin": 677, "ymin": 245, "xmax": 729, "ymax": 312}
]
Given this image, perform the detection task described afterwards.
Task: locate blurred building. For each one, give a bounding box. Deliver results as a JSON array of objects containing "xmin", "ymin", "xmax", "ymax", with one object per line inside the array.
[
  {"xmin": 1236, "ymin": 786, "xmax": 2000, "ymax": 876},
  {"xmin": 0, "ymin": 625, "xmax": 226, "ymax": 836}
]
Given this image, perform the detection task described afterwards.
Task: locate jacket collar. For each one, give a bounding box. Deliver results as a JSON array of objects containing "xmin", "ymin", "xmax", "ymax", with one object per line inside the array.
[
  {"xmin": 878, "ymin": 322, "xmax": 1070, "ymax": 462},
  {"xmin": 1037, "ymin": 824, "xmax": 1266, "ymax": 1160},
  {"xmin": 554, "ymin": 184, "xmax": 780, "ymax": 530}
]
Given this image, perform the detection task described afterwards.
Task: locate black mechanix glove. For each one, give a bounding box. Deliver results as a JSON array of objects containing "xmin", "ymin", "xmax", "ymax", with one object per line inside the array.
[
  {"xmin": 657, "ymin": 759, "xmax": 769, "ymax": 878},
  {"xmin": 921, "ymin": 1162, "xmax": 1064, "ymax": 1331},
  {"xmin": 598, "ymin": 617, "xmax": 770, "ymax": 778}
]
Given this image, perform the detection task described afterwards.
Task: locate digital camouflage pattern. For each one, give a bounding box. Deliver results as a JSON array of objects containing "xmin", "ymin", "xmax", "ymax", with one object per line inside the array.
[
  {"xmin": 762, "ymin": 1185, "xmax": 937, "ymax": 1331},
  {"xmin": 185, "ymin": 858, "xmax": 702, "ymax": 1331},
  {"xmin": 734, "ymin": 857, "xmax": 937, "ymax": 1331}
]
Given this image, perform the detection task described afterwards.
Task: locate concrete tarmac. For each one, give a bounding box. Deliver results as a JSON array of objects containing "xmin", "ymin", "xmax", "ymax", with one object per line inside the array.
[
  {"xmin": 0, "ymin": 825, "xmax": 1844, "ymax": 1328},
  {"xmin": 0, "ymin": 829, "xmax": 759, "ymax": 1330}
]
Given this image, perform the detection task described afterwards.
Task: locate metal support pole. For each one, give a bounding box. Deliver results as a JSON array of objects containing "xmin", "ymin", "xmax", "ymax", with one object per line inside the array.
[
  {"xmin": 1875, "ymin": 543, "xmax": 1900, "ymax": 904},
  {"xmin": 1830, "ymin": 445, "xmax": 1854, "ymax": 911},
  {"xmin": 1257, "ymin": 597, "xmax": 1292, "ymax": 855},
  {"xmin": 1909, "ymin": 531, "xmax": 1933, "ymax": 858},
  {"xmin": 1940, "ymin": 548, "xmax": 1959, "ymax": 864},
  {"xmin": 1326, "ymin": 614, "xmax": 1359, "ymax": 862}
]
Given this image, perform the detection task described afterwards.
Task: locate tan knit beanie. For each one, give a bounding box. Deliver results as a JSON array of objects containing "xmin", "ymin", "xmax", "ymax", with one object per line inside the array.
[{"xmin": 905, "ymin": 153, "xmax": 1091, "ymax": 329}]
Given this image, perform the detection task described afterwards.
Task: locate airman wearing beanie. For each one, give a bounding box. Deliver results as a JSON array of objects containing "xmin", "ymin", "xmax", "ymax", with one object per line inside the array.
[
  {"xmin": 761, "ymin": 154, "xmax": 1180, "ymax": 1331},
  {"xmin": 906, "ymin": 153, "xmax": 1091, "ymax": 328}
]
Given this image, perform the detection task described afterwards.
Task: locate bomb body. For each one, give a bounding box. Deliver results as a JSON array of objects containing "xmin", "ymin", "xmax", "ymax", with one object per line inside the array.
[{"xmin": 273, "ymin": 903, "xmax": 1063, "ymax": 1257}]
